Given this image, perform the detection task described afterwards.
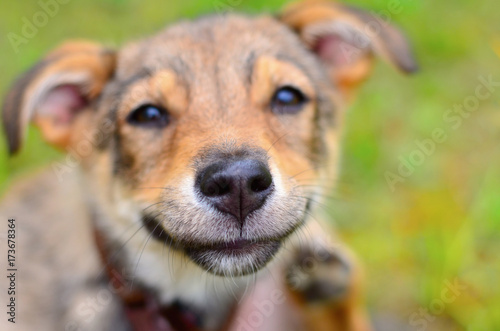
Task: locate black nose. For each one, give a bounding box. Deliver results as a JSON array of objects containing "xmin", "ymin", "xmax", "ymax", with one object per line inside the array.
[{"xmin": 197, "ymin": 159, "xmax": 273, "ymax": 223}]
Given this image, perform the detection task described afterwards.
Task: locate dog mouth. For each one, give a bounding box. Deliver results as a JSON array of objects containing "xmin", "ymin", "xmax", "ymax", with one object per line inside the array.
[
  {"xmin": 185, "ymin": 240, "xmax": 282, "ymax": 276},
  {"xmin": 142, "ymin": 213, "xmax": 284, "ymax": 276},
  {"xmin": 198, "ymin": 238, "xmax": 269, "ymax": 252}
]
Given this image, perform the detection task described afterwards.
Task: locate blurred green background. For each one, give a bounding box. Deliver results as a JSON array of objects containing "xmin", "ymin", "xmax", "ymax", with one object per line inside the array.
[{"xmin": 0, "ymin": 0, "xmax": 499, "ymax": 330}]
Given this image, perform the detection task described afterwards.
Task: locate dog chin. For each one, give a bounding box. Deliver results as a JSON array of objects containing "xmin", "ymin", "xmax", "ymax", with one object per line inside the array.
[{"xmin": 185, "ymin": 239, "xmax": 281, "ymax": 276}]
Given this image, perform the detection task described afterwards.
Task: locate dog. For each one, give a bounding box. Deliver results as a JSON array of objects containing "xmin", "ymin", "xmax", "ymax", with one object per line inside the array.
[{"xmin": 0, "ymin": 1, "xmax": 417, "ymax": 330}]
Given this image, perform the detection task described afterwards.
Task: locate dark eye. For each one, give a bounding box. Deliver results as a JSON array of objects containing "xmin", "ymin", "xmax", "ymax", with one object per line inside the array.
[
  {"xmin": 127, "ymin": 104, "xmax": 169, "ymax": 128},
  {"xmin": 271, "ymin": 86, "xmax": 309, "ymax": 114}
]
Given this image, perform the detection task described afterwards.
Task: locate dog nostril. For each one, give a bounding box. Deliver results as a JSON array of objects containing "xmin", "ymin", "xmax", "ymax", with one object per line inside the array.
[
  {"xmin": 203, "ymin": 182, "xmax": 219, "ymax": 197},
  {"xmin": 249, "ymin": 172, "xmax": 272, "ymax": 193},
  {"xmin": 200, "ymin": 176, "xmax": 231, "ymax": 197}
]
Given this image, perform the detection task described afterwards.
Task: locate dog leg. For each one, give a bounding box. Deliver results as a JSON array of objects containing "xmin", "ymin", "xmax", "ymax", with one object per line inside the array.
[{"xmin": 284, "ymin": 220, "xmax": 372, "ymax": 331}]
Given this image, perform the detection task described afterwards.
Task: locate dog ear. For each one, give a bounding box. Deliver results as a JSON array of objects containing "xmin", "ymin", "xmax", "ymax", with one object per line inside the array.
[
  {"xmin": 280, "ymin": 0, "xmax": 418, "ymax": 97},
  {"xmin": 2, "ymin": 41, "xmax": 116, "ymax": 155}
]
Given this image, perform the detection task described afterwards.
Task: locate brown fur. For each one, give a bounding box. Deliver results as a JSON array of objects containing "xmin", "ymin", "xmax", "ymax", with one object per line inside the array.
[{"xmin": 1, "ymin": 1, "xmax": 416, "ymax": 330}]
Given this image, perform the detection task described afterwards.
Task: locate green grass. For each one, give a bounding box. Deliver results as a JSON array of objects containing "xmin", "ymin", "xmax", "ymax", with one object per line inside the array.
[{"xmin": 1, "ymin": 0, "xmax": 499, "ymax": 330}]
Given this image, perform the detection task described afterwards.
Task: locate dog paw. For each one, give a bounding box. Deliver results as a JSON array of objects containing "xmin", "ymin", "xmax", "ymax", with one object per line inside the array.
[{"xmin": 285, "ymin": 245, "xmax": 352, "ymax": 304}]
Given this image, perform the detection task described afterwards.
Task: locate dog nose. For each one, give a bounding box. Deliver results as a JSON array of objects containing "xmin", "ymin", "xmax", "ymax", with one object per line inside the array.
[{"xmin": 197, "ymin": 159, "xmax": 273, "ymax": 222}]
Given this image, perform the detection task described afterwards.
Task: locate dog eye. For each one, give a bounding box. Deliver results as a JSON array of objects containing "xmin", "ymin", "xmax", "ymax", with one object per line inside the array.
[
  {"xmin": 271, "ymin": 86, "xmax": 309, "ymax": 114},
  {"xmin": 127, "ymin": 104, "xmax": 169, "ymax": 128}
]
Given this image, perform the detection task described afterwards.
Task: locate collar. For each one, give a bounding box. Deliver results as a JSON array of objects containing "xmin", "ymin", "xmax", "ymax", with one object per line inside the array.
[{"xmin": 93, "ymin": 228, "xmax": 202, "ymax": 331}]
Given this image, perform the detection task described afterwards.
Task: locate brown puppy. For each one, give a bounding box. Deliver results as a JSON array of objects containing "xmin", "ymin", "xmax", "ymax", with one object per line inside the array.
[{"xmin": 0, "ymin": 1, "xmax": 416, "ymax": 330}]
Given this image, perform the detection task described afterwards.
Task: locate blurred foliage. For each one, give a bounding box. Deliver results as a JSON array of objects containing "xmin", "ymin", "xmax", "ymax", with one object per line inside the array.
[{"xmin": 0, "ymin": 0, "xmax": 499, "ymax": 330}]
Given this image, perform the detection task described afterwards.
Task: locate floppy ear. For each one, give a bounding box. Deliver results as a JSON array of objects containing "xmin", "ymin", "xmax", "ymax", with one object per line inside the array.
[
  {"xmin": 280, "ymin": 0, "xmax": 418, "ymax": 97},
  {"xmin": 2, "ymin": 41, "xmax": 115, "ymax": 155}
]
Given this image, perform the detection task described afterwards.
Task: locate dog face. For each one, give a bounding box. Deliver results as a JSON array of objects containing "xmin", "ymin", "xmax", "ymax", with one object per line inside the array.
[
  {"xmin": 103, "ymin": 15, "xmax": 336, "ymax": 276},
  {"xmin": 2, "ymin": 2, "xmax": 416, "ymax": 277}
]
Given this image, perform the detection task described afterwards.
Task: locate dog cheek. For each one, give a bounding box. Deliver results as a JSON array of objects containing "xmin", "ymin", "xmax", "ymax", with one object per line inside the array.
[{"xmin": 112, "ymin": 139, "xmax": 137, "ymax": 182}]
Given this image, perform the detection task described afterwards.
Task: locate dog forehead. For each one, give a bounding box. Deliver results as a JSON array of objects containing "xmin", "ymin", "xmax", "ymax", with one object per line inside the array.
[{"xmin": 114, "ymin": 14, "xmax": 315, "ymax": 80}]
